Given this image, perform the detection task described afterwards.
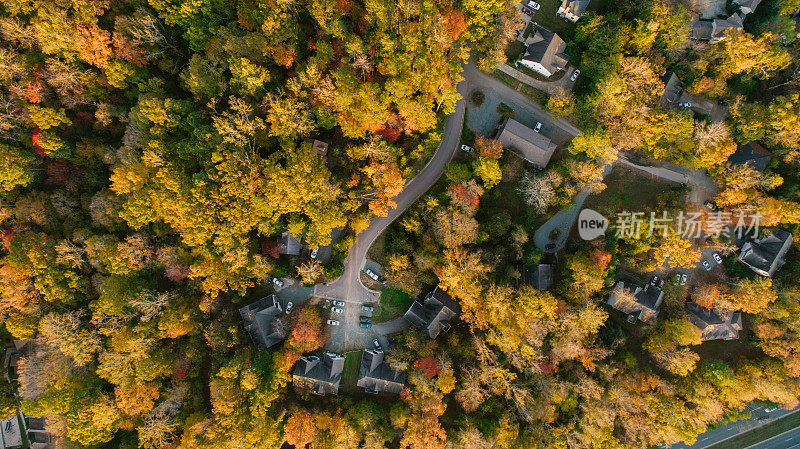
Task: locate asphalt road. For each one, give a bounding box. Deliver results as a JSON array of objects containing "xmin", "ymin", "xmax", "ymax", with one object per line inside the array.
[
  {"xmin": 748, "ymin": 423, "xmax": 800, "ymax": 449},
  {"xmin": 667, "ymin": 406, "xmax": 799, "ymax": 449}
]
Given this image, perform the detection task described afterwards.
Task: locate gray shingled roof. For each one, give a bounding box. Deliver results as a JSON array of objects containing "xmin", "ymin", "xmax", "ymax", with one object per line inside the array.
[
  {"xmin": 497, "ymin": 118, "xmax": 557, "ymax": 168},
  {"xmin": 739, "ymin": 230, "xmax": 793, "ymax": 277},
  {"xmin": 521, "ymin": 27, "xmax": 569, "ymax": 75},
  {"xmin": 521, "ymin": 264, "xmax": 554, "ymax": 291},
  {"xmin": 685, "ymin": 302, "xmax": 743, "ymax": 341},
  {"xmin": 239, "ymin": 295, "xmax": 286, "ymax": 348},
  {"xmin": 292, "ymin": 353, "xmax": 345, "ymax": 395},
  {"xmin": 403, "ymin": 287, "xmax": 460, "ymax": 338},
  {"xmin": 357, "ymin": 349, "xmax": 406, "ymax": 394},
  {"xmin": 279, "ymin": 232, "xmax": 302, "ymax": 256},
  {"xmin": 606, "ymin": 281, "xmax": 664, "ymax": 323},
  {"xmin": 558, "ymin": 0, "xmax": 590, "ymax": 19},
  {"xmin": 727, "ymin": 142, "xmax": 772, "ymax": 173}
]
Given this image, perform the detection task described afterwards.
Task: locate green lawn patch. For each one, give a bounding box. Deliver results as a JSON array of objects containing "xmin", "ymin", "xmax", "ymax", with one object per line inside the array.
[
  {"xmin": 490, "ymin": 69, "xmax": 520, "ymax": 89},
  {"xmin": 341, "ymin": 351, "xmax": 363, "ymax": 388},
  {"xmin": 373, "ymin": 288, "xmax": 415, "ymax": 322},
  {"xmin": 706, "ymin": 410, "xmax": 800, "ymax": 449},
  {"xmin": 519, "ymin": 84, "xmax": 550, "ymax": 106},
  {"xmin": 583, "ymin": 165, "xmax": 685, "ymax": 218}
]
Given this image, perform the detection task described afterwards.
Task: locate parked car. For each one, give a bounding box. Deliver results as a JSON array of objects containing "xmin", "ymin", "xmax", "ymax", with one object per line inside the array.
[
  {"xmin": 361, "ymin": 305, "xmax": 374, "ymax": 312},
  {"xmin": 373, "ymin": 339, "xmax": 382, "ymax": 351},
  {"xmin": 678, "ymin": 102, "xmax": 692, "ymax": 108},
  {"xmin": 545, "ymin": 243, "xmax": 557, "ymax": 250},
  {"xmin": 331, "ymin": 307, "xmax": 344, "ymax": 314},
  {"xmin": 713, "ymin": 253, "xmax": 723, "ymax": 264},
  {"xmin": 310, "ymin": 248, "xmax": 318, "ymax": 259},
  {"xmin": 533, "ymin": 122, "xmax": 542, "ymax": 133},
  {"xmin": 359, "ymin": 315, "xmax": 371, "ymax": 324},
  {"xmin": 359, "ymin": 322, "xmax": 372, "ymax": 328},
  {"xmin": 272, "ymin": 277, "xmax": 284, "ymax": 288},
  {"xmin": 681, "ymin": 274, "xmax": 687, "ymax": 285},
  {"xmin": 704, "ymin": 200, "xmax": 717, "ymax": 211},
  {"xmin": 528, "ymin": 1, "xmax": 540, "ymax": 10},
  {"xmin": 285, "ymin": 302, "xmax": 293, "ymax": 314},
  {"xmin": 333, "ymin": 300, "xmax": 345, "ymax": 307},
  {"xmin": 327, "ymin": 320, "xmax": 340, "ymax": 326},
  {"xmin": 570, "ymin": 69, "xmax": 580, "ymax": 82},
  {"xmin": 364, "ymin": 268, "xmax": 380, "ymax": 281},
  {"xmin": 522, "ymin": 6, "xmax": 533, "ymax": 15},
  {"xmin": 702, "ymin": 260, "xmax": 711, "ymax": 271},
  {"xmin": 461, "ymin": 144, "xmax": 474, "ymax": 152},
  {"xmin": 650, "ymin": 276, "xmax": 660, "ymax": 287}
]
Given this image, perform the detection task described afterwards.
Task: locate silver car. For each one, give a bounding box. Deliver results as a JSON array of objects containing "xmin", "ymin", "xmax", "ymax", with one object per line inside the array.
[
  {"xmin": 333, "ymin": 300, "xmax": 345, "ymax": 307},
  {"xmin": 713, "ymin": 253, "xmax": 723, "ymax": 264},
  {"xmin": 327, "ymin": 320, "xmax": 339, "ymax": 326},
  {"xmin": 331, "ymin": 307, "xmax": 343, "ymax": 314}
]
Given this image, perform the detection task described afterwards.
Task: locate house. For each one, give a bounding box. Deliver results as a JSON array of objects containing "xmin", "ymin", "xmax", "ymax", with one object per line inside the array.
[
  {"xmin": 0, "ymin": 412, "xmax": 23, "ymax": 449},
  {"xmin": 404, "ymin": 287, "xmax": 460, "ymax": 339},
  {"xmin": 727, "ymin": 141, "xmax": 772, "ymax": 173},
  {"xmin": 357, "ymin": 349, "xmax": 406, "ymax": 394},
  {"xmin": 278, "ymin": 232, "xmax": 302, "ymax": 256},
  {"xmin": 24, "ymin": 416, "xmax": 55, "ymax": 449},
  {"xmin": 736, "ymin": 0, "xmax": 762, "ymax": 15},
  {"xmin": 557, "ymin": 0, "xmax": 590, "ymax": 22},
  {"xmin": 739, "ymin": 230, "xmax": 793, "ymax": 277},
  {"xmin": 519, "ymin": 26, "xmax": 569, "ymax": 77},
  {"xmin": 239, "ymin": 295, "xmax": 286, "ymax": 348},
  {"xmin": 521, "ymin": 264, "xmax": 554, "ymax": 291},
  {"xmin": 496, "ymin": 118, "xmax": 557, "ymax": 168},
  {"xmin": 659, "ymin": 72, "xmax": 715, "ymax": 116},
  {"xmin": 302, "ymin": 138, "xmax": 329, "ymax": 158},
  {"xmin": 606, "ymin": 281, "xmax": 664, "ymax": 324},
  {"xmin": 292, "ymin": 352, "xmax": 345, "ymax": 395},
  {"xmin": 685, "ymin": 302, "xmax": 743, "ymax": 341},
  {"xmin": 691, "ymin": 13, "xmax": 743, "ymax": 43},
  {"xmin": 3, "ymin": 339, "xmax": 33, "ymax": 382}
]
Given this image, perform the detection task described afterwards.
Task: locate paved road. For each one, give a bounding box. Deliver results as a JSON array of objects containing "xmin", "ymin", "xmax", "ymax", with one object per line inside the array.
[
  {"xmin": 748, "ymin": 418, "xmax": 800, "ymax": 449},
  {"xmin": 666, "ymin": 406, "xmax": 798, "ymax": 449}
]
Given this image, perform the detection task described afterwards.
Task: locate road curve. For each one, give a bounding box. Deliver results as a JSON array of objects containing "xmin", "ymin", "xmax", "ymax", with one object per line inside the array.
[{"xmin": 315, "ymin": 81, "xmax": 468, "ymax": 305}]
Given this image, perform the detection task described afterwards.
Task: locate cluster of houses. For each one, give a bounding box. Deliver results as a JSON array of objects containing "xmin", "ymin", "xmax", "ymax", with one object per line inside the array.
[
  {"xmin": 690, "ymin": 0, "xmax": 762, "ymax": 43},
  {"xmin": 605, "ymin": 229, "xmax": 793, "ymax": 341}
]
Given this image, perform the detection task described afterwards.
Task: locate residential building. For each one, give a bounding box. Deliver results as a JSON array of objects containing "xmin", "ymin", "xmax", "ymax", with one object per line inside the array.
[
  {"xmin": 739, "ymin": 230, "xmax": 793, "ymax": 277},
  {"xmin": 496, "ymin": 117, "xmax": 557, "ymax": 168},
  {"xmin": 557, "ymin": 0, "xmax": 590, "ymax": 22},
  {"xmin": 302, "ymin": 138, "xmax": 329, "ymax": 158},
  {"xmin": 521, "ymin": 264, "xmax": 554, "ymax": 291},
  {"xmin": 357, "ymin": 349, "xmax": 406, "ymax": 394},
  {"xmin": 3, "ymin": 339, "xmax": 32, "ymax": 382},
  {"xmin": 606, "ymin": 281, "xmax": 664, "ymax": 324},
  {"xmin": 659, "ymin": 71, "xmax": 715, "ymax": 116},
  {"xmin": 292, "ymin": 352, "xmax": 345, "ymax": 395},
  {"xmin": 0, "ymin": 412, "xmax": 22, "ymax": 449},
  {"xmin": 736, "ymin": 0, "xmax": 762, "ymax": 15},
  {"xmin": 278, "ymin": 232, "xmax": 302, "ymax": 256},
  {"xmin": 239, "ymin": 295, "xmax": 286, "ymax": 348},
  {"xmin": 727, "ymin": 141, "xmax": 772, "ymax": 173},
  {"xmin": 691, "ymin": 13, "xmax": 744, "ymax": 43},
  {"xmin": 24, "ymin": 416, "xmax": 55, "ymax": 449},
  {"xmin": 685, "ymin": 302, "xmax": 743, "ymax": 341},
  {"xmin": 519, "ymin": 26, "xmax": 569, "ymax": 77},
  {"xmin": 404, "ymin": 287, "xmax": 460, "ymax": 339}
]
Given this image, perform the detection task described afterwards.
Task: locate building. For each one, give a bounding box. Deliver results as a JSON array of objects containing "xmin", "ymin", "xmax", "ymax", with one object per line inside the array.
[
  {"xmin": 659, "ymin": 72, "xmax": 715, "ymax": 116},
  {"xmin": 496, "ymin": 118, "xmax": 557, "ymax": 168},
  {"xmin": 727, "ymin": 141, "xmax": 772, "ymax": 173},
  {"xmin": 357, "ymin": 349, "xmax": 405, "ymax": 394},
  {"xmin": 739, "ymin": 230, "xmax": 793, "ymax": 277},
  {"xmin": 521, "ymin": 264, "xmax": 554, "ymax": 290},
  {"xmin": 557, "ymin": 0, "xmax": 590, "ymax": 22},
  {"xmin": 606, "ymin": 281, "xmax": 664, "ymax": 324},
  {"xmin": 292, "ymin": 353, "xmax": 345, "ymax": 395},
  {"xmin": 239, "ymin": 295, "xmax": 286, "ymax": 348},
  {"xmin": 519, "ymin": 26, "xmax": 569, "ymax": 77},
  {"xmin": 24, "ymin": 416, "xmax": 55, "ymax": 449},
  {"xmin": 685, "ymin": 302, "xmax": 743, "ymax": 341},
  {"xmin": 302, "ymin": 138, "xmax": 329, "ymax": 158},
  {"xmin": 736, "ymin": 0, "xmax": 762, "ymax": 15},
  {"xmin": 404, "ymin": 287, "xmax": 460, "ymax": 339},
  {"xmin": 3, "ymin": 340, "xmax": 32, "ymax": 382},
  {"xmin": 278, "ymin": 232, "xmax": 302, "ymax": 256},
  {"xmin": 691, "ymin": 13, "xmax": 744, "ymax": 43}
]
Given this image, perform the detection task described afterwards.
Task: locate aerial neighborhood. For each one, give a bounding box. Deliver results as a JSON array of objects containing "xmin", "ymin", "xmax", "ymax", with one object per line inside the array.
[{"xmin": 2, "ymin": 0, "xmax": 800, "ymax": 448}]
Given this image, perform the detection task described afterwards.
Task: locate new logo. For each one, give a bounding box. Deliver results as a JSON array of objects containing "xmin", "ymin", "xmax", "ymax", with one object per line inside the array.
[{"xmin": 578, "ymin": 208, "xmax": 608, "ymax": 241}]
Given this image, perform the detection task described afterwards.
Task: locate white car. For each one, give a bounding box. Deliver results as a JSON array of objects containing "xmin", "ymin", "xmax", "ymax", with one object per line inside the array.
[
  {"xmin": 373, "ymin": 339, "xmax": 383, "ymax": 351},
  {"xmin": 285, "ymin": 302, "xmax": 293, "ymax": 314},
  {"xmin": 272, "ymin": 278, "xmax": 284, "ymax": 288},
  {"xmin": 570, "ymin": 69, "xmax": 580, "ymax": 82},
  {"xmin": 702, "ymin": 260, "xmax": 711, "ymax": 271},
  {"xmin": 327, "ymin": 320, "xmax": 340, "ymax": 326},
  {"xmin": 364, "ymin": 268, "xmax": 380, "ymax": 281},
  {"xmin": 713, "ymin": 253, "xmax": 723, "ymax": 264},
  {"xmin": 679, "ymin": 102, "xmax": 692, "ymax": 108},
  {"xmin": 460, "ymin": 144, "xmax": 474, "ymax": 152},
  {"xmin": 310, "ymin": 248, "xmax": 318, "ymax": 259},
  {"xmin": 533, "ymin": 122, "xmax": 542, "ymax": 133},
  {"xmin": 331, "ymin": 307, "xmax": 343, "ymax": 314},
  {"xmin": 681, "ymin": 274, "xmax": 687, "ymax": 285},
  {"xmin": 333, "ymin": 300, "xmax": 345, "ymax": 307},
  {"xmin": 528, "ymin": 1, "xmax": 541, "ymax": 10}
]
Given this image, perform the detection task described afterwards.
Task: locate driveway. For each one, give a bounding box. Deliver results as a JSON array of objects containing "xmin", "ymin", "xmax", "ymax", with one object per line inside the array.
[{"xmin": 497, "ymin": 63, "xmax": 578, "ymax": 95}]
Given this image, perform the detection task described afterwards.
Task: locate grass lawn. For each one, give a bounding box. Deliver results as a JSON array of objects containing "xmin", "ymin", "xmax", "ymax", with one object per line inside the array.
[
  {"xmin": 529, "ymin": 0, "xmax": 575, "ymax": 34},
  {"xmin": 519, "ymin": 83, "xmax": 551, "ymax": 106},
  {"xmin": 490, "ymin": 69, "xmax": 520, "ymax": 89},
  {"xmin": 706, "ymin": 410, "xmax": 800, "ymax": 449},
  {"xmin": 583, "ymin": 165, "xmax": 686, "ymax": 218},
  {"xmin": 373, "ymin": 288, "xmax": 415, "ymax": 322},
  {"xmin": 341, "ymin": 351, "xmax": 363, "ymax": 388}
]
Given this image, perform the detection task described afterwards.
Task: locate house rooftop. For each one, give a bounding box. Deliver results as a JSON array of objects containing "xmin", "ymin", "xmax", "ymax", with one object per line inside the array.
[
  {"xmin": 239, "ymin": 295, "xmax": 286, "ymax": 348},
  {"xmin": 521, "ymin": 264, "xmax": 554, "ymax": 291},
  {"xmin": 357, "ymin": 349, "xmax": 406, "ymax": 394},
  {"xmin": 496, "ymin": 118, "xmax": 557, "ymax": 168},
  {"xmin": 728, "ymin": 142, "xmax": 772, "ymax": 173},
  {"xmin": 521, "ymin": 27, "xmax": 569, "ymax": 76},
  {"xmin": 739, "ymin": 230, "xmax": 793, "ymax": 277},
  {"xmin": 302, "ymin": 138, "xmax": 329, "ymax": 157},
  {"xmin": 292, "ymin": 352, "xmax": 345, "ymax": 395},
  {"xmin": 279, "ymin": 232, "xmax": 302, "ymax": 256},
  {"xmin": 685, "ymin": 302, "xmax": 743, "ymax": 341},
  {"xmin": 404, "ymin": 287, "xmax": 460, "ymax": 339},
  {"xmin": 606, "ymin": 281, "xmax": 664, "ymax": 323}
]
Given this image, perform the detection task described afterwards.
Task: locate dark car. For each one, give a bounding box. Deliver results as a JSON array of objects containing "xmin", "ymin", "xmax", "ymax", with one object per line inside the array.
[
  {"xmin": 359, "ymin": 316, "xmax": 371, "ymax": 324},
  {"xmin": 359, "ymin": 322, "xmax": 372, "ymax": 328},
  {"xmin": 545, "ymin": 243, "xmax": 557, "ymax": 250}
]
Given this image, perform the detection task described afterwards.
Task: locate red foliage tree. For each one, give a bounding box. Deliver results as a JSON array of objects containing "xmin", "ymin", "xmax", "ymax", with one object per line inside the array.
[
  {"xmin": 414, "ymin": 356, "xmax": 441, "ymax": 378},
  {"xmin": 288, "ymin": 306, "xmax": 327, "ymax": 352}
]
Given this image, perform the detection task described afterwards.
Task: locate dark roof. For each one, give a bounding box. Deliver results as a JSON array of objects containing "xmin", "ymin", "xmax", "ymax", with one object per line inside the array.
[
  {"xmin": 521, "ymin": 264, "xmax": 554, "ymax": 290},
  {"xmin": 522, "ymin": 27, "xmax": 569, "ymax": 75},
  {"xmin": 279, "ymin": 232, "xmax": 302, "ymax": 256},
  {"xmin": 357, "ymin": 350, "xmax": 406, "ymax": 394},
  {"xmin": 403, "ymin": 287, "xmax": 460, "ymax": 338},
  {"xmin": 606, "ymin": 281, "xmax": 664, "ymax": 323},
  {"xmin": 292, "ymin": 353, "xmax": 345, "ymax": 395},
  {"xmin": 685, "ymin": 303, "xmax": 742, "ymax": 341},
  {"xmin": 239, "ymin": 295, "xmax": 286, "ymax": 348},
  {"xmin": 558, "ymin": 0, "xmax": 590, "ymax": 18},
  {"xmin": 303, "ymin": 138, "xmax": 329, "ymax": 157},
  {"xmin": 497, "ymin": 118, "xmax": 557, "ymax": 168},
  {"xmin": 727, "ymin": 142, "xmax": 772, "ymax": 173},
  {"xmin": 739, "ymin": 230, "xmax": 793, "ymax": 277},
  {"xmin": 735, "ymin": 0, "xmax": 762, "ymax": 14}
]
